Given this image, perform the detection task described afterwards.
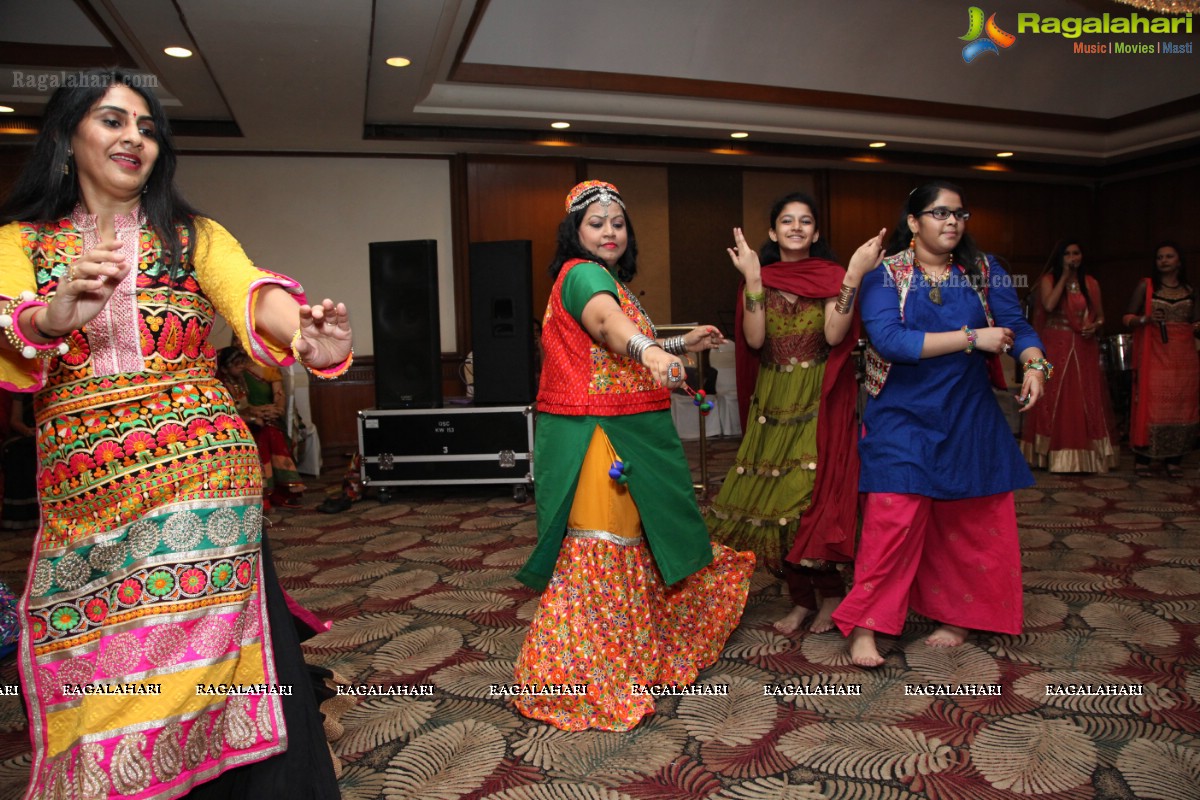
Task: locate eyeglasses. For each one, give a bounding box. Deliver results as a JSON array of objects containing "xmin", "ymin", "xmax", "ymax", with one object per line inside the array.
[{"xmin": 917, "ymin": 207, "xmax": 971, "ymax": 221}]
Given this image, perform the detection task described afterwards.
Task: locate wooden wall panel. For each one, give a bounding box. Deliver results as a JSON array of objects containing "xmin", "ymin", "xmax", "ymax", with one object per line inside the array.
[
  {"xmin": 588, "ymin": 164, "xmax": 671, "ymax": 325},
  {"xmin": 740, "ymin": 172, "xmax": 817, "ymax": 248},
  {"xmin": 310, "ymin": 358, "xmax": 376, "ymax": 455},
  {"xmin": 465, "ymin": 158, "xmax": 579, "ymax": 325},
  {"xmin": 825, "ymin": 171, "xmax": 1098, "ymax": 319},
  {"xmin": 1094, "ymin": 163, "xmax": 1200, "ymax": 328},
  {"xmin": 667, "ymin": 165, "xmax": 742, "ymax": 329}
]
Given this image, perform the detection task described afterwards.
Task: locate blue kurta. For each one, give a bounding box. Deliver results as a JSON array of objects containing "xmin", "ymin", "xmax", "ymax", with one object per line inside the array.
[{"xmin": 859, "ymin": 258, "xmax": 1042, "ymax": 499}]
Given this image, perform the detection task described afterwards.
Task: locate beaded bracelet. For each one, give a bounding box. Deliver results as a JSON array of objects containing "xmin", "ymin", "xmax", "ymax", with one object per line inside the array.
[
  {"xmin": 962, "ymin": 325, "xmax": 977, "ymax": 354},
  {"xmin": 290, "ymin": 328, "xmax": 353, "ymax": 380},
  {"xmin": 0, "ymin": 293, "xmax": 69, "ymax": 359},
  {"xmin": 1023, "ymin": 357, "xmax": 1055, "ymax": 382},
  {"xmin": 662, "ymin": 335, "xmax": 687, "ymax": 356},
  {"xmin": 744, "ymin": 290, "xmax": 765, "ymax": 312}
]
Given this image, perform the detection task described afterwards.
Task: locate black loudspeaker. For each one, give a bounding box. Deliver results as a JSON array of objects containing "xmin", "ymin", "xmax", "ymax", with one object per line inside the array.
[
  {"xmin": 369, "ymin": 240, "xmax": 442, "ymax": 409},
  {"xmin": 469, "ymin": 240, "xmax": 536, "ymax": 405}
]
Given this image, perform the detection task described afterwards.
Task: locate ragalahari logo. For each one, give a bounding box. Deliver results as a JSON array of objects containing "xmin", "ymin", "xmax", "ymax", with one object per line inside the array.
[{"xmin": 960, "ymin": 7, "xmax": 1017, "ymax": 62}]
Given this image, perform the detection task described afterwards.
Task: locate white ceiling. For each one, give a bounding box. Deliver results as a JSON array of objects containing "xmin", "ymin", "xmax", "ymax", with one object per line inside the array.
[{"xmin": 1, "ymin": 0, "xmax": 1199, "ymax": 171}]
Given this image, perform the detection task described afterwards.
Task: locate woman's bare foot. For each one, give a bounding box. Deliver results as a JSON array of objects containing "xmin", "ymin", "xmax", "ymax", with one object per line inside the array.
[
  {"xmin": 773, "ymin": 605, "xmax": 812, "ymax": 635},
  {"xmin": 808, "ymin": 596, "xmax": 841, "ymax": 634},
  {"xmin": 925, "ymin": 624, "xmax": 969, "ymax": 648},
  {"xmin": 848, "ymin": 627, "xmax": 885, "ymax": 667}
]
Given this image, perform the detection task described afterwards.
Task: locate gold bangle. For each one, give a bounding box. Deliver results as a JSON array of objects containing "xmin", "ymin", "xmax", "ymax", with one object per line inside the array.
[
  {"xmin": 834, "ymin": 283, "xmax": 857, "ymax": 315},
  {"xmin": 744, "ymin": 290, "xmax": 765, "ymax": 312}
]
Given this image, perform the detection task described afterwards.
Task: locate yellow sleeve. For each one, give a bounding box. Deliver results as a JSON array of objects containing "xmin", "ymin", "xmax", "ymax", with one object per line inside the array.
[
  {"xmin": 0, "ymin": 222, "xmax": 46, "ymax": 392},
  {"xmin": 192, "ymin": 217, "xmax": 306, "ymax": 367}
]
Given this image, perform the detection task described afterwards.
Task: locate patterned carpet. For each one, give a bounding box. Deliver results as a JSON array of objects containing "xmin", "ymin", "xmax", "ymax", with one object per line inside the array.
[{"xmin": 0, "ymin": 439, "xmax": 1197, "ymax": 800}]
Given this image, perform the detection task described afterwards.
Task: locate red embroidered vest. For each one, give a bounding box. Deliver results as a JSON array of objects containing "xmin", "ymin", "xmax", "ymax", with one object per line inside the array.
[{"xmin": 537, "ymin": 259, "xmax": 670, "ymax": 416}]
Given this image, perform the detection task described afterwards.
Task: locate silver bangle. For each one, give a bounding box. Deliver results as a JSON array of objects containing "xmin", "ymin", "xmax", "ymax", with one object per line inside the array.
[
  {"xmin": 663, "ymin": 335, "xmax": 687, "ymax": 355},
  {"xmin": 626, "ymin": 333, "xmax": 660, "ymax": 364}
]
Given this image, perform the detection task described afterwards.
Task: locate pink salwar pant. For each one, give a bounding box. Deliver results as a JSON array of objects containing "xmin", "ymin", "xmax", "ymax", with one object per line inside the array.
[{"xmin": 832, "ymin": 492, "xmax": 1023, "ymax": 637}]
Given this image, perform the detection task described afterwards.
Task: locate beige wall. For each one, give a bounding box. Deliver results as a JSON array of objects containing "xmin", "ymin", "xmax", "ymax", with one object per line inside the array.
[{"xmin": 176, "ymin": 155, "xmax": 453, "ymax": 355}]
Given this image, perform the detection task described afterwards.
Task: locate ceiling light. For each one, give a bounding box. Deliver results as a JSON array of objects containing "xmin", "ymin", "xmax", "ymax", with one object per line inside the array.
[
  {"xmin": 0, "ymin": 106, "xmax": 13, "ymax": 113},
  {"xmin": 550, "ymin": 121, "xmax": 570, "ymax": 129},
  {"xmin": 729, "ymin": 132, "xmax": 749, "ymax": 139},
  {"xmin": 163, "ymin": 47, "xmax": 192, "ymax": 58},
  {"xmin": 996, "ymin": 151, "xmax": 1014, "ymax": 158},
  {"xmin": 868, "ymin": 141, "xmax": 887, "ymax": 148},
  {"xmin": 386, "ymin": 57, "xmax": 412, "ymax": 68}
]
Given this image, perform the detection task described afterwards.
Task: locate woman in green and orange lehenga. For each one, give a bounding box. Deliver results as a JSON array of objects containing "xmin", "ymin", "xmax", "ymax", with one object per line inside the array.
[
  {"xmin": 0, "ymin": 69, "xmax": 350, "ymax": 799},
  {"xmin": 512, "ymin": 180, "xmax": 754, "ymax": 731}
]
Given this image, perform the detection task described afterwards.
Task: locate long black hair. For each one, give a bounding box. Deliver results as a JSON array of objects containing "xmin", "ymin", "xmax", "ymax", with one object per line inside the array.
[
  {"xmin": 757, "ymin": 191, "xmax": 837, "ymax": 264},
  {"xmin": 547, "ymin": 204, "xmax": 639, "ymax": 283},
  {"xmin": 884, "ymin": 180, "xmax": 985, "ymax": 287},
  {"xmin": 0, "ymin": 68, "xmax": 199, "ymax": 269},
  {"xmin": 1150, "ymin": 240, "xmax": 1189, "ymax": 292},
  {"xmin": 1046, "ymin": 238, "xmax": 1092, "ymax": 308}
]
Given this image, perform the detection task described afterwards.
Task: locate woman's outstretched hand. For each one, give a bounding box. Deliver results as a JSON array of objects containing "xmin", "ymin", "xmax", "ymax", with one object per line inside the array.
[
  {"xmin": 727, "ymin": 227, "xmax": 761, "ymax": 282},
  {"xmin": 847, "ymin": 229, "xmax": 886, "ymax": 281},
  {"xmin": 39, "ymin": 239, "xmax": 131, "ymax": 336},
  {"xmin": 293, "ymin": 298, "xmax": 352, "ymax": 369},
  {"xmin": 683, "ymin": 325, "xmax": 726, "ymax": 352}
]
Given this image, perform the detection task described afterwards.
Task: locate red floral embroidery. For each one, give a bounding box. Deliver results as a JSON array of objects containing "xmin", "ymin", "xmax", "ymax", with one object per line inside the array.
[
  {"xmin": 178, "ymin": 568, "xmax": 207, "ymax": 596},
  {"xmin": 116, "ymin": 579, "xmax": 142, "ymax": 606},
  {"xmin": 123, "ymin": 431, "xmax": 156, "ymax": 456},
  {"xmin": 186, "ymin": 419, "xmax": 214, "ymax": 440},
  {"xmin": 182, "ymin": 318, "xmax": 203, "ymax": 358},
  {"xmin": 138, "ymin": 315, "xmax": 155, "ymax": 356},
  {"xmin": 157, "ymin": 314, "xmax": 184, "ymax": 359},
  {"xmin": 61, "ymin": 331, "xmax": 90, "ymax": 367},
  {"xmin": 94, "ymin": 441, "xmax": 123, "ymax": 464},
  {"xmin": 84, "ymin": 597, "xmax": 109, "ymax": 624},
  {"xmin": 68, "ymin": 452, "xmax": 97, "ymax": 475},
  {"xmin": 156, "ymin": 424, "xmax": 187, "ymax": 448}
]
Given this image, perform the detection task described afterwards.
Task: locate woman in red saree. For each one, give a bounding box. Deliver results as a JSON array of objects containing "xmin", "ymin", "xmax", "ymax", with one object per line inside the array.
[
  {"xmin": 1123, "ymin": 242, "xmax": 1200, "ymax": 477},
  {"xmin": 1020, "ymin": 240, "xmax": 1116, "ymax": 472}
]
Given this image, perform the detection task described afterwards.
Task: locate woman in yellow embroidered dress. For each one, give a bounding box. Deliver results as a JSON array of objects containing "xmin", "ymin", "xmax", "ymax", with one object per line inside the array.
[
  {"xmin": 0, "ymin": 70, "xmax": 351, "ymax": 799},
  {"xmin": 512, "ymin": 181, "xmax": 755, "ymax": 731}
]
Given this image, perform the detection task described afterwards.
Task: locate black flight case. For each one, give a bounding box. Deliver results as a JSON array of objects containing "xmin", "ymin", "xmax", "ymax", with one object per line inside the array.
[{"xmin": 357, "ymin": 404, "xmax": 534, "ymax": 501}]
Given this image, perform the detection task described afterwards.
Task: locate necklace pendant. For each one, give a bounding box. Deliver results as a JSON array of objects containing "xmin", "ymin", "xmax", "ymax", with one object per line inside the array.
[{"xmin": 930, "ymin": 285, "xmax": 942, "ymax": 305}]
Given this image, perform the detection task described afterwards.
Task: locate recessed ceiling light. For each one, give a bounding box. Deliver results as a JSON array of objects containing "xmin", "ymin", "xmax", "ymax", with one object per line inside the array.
[
  {"xmin": 550, "ymin": 121, "xmax": 570, "ymax": 129},
  {"xmin": 386, "ymin": 57, "xmax": 412, "ymax": 67},
  {"xmin": 868, "ymin": 142, "xmax": 887, "ymax": 148},
  {"xmin": 0, "ymin": 106, "xmax": 13, "ymax": 113},
  {"xmin": 163, "ymin": 46, "xmax": 192, "ymax": 58},
  {"xmin": 996, "ymin": 151, "xmax": 1014, "ymax": 158},
  {"xmin": 730, "ymin": 131, "xmax": 749, "ymax": 139}
]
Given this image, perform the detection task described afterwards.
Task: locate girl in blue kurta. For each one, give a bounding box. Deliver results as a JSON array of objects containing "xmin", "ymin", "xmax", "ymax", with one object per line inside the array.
[{"xmin": 831, "ymin": 180, "xmax": 1049, "ymax": 668}]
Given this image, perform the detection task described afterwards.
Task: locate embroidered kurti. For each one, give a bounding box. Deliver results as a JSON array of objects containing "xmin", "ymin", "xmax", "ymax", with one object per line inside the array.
[
  {"xmin": 0, "ymin": 209, "xmax": 303, "ymax": 800},
  {"xmin": 858, "ymin": 254, "xmax": 1040, "ymax": 498},
  {"xmin": 707, "ymin": 291, "xmax": 829, "ymax": 571}
]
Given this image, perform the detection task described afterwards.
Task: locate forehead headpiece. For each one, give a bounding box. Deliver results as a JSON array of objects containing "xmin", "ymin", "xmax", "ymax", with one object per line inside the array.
[{"xmin": 565, "ymin": 180, "xmax": 625, "ymax": 214}]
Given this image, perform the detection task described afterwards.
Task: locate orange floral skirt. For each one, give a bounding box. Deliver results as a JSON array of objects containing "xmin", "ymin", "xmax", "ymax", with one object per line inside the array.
[{"xmin": 513, "ymin": 426, "xmax": 754, "ymax": 731}]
